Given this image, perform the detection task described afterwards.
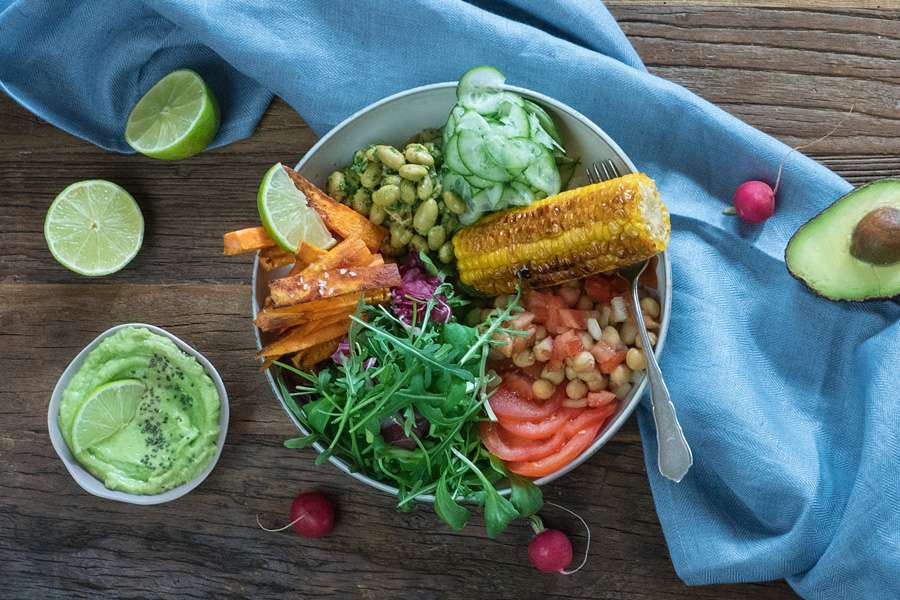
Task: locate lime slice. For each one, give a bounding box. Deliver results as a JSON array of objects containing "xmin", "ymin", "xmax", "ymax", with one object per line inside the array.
[
  {"xmin": 70, "ymin": 380, "xmax": 145, "ymax": 453},
  {"xmin": 258, "ymin": 163, "xmax": 336, "ymax": 252},
  {"xmin": 44, "ymin": 180, "xmax": 144, "ymax": 276},
  {"xmin": 124, "ymin": 69, "xmax": 220, "ymax": 160}
]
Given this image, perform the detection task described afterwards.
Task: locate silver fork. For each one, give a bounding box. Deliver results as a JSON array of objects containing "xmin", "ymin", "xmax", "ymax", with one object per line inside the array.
[{"xmin": 587, "ymin": 159, "xmax": 693, "ymax": 483}]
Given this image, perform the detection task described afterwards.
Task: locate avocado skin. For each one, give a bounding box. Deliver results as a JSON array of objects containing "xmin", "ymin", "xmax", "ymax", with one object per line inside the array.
[{"xmin": 785, "ymin": 178, "xmax": 900, "ymax": 302}]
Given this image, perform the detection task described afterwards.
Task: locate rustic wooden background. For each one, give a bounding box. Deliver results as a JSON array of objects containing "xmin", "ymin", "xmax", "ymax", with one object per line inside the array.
[{"xmin": 2, "ymin": 2, "xmax": 897, "ymax": 598}]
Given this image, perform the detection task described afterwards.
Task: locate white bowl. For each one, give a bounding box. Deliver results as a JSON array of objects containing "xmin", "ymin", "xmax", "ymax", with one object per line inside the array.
[
  {"xmin": 253, "ymin": 82, "xmax": 672, "ymax": 499},
  {"xmin": 47, "ymin": 323, "xmax": 229, "ymax": 505}
]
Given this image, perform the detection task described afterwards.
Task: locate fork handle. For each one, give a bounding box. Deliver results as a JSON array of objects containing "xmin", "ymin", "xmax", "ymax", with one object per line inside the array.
[{"xmin": 631, "ymin": 284, "xmax": 693, "ymax": 483}]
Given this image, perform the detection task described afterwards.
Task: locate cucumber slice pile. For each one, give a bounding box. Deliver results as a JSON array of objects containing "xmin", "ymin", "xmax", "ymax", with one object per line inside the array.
[{"xmin": 440, "ymin": 66, "xmax": 572, "ymax": 223}]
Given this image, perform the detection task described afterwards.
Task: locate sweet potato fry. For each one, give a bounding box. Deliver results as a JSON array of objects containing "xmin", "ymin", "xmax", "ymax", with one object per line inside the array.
[
  {"xmin": 269, "ymin": 264, "xmax": 401, "ymax": 306},
  {"xmin": 298, "ymin": 238, "xmax": 371, "ymax": 279},
  {"xmin": 224, "ymin": 226, "xmax": 275, "ymax": 255},
  {"xmin": 293, "ymin": 338, "xmax": 343, "ymax": 370},
  {"xmin": 259, "ymin": 246, "xmax": 295, "ymax": 271},
  {"xmin": 368, "ymin": 254, "xmax": 384, "ymax": 266},
  {"xmin": 288, "ymin": 241, "xmax": 329, "ymax": 276},
  {"xmin": 254, "ymin": 290, "xmax": 389, "ymax": 331},
  {"xmin": 283, "ymin": 166, "xmax": 387, "ymax": 251},
  {"xmin": 257, "ymin": 317, "xmax": 352, "ymax": 360}
]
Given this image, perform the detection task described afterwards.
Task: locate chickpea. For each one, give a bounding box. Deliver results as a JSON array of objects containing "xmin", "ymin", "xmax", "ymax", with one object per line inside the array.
[
  {"xmin": 417, "ymin": 175, "xmax": 434, "ymax": 201},
  {"xmin": 399, "ymin": 180, "xmax": 417, "ymax": 204},
  {"xmin": 404, "ymin": 143, "xmax": 435, "ymax": 167},
  {"xmin": 541, "ymin": 365, "xmax": 565, "ymax": 386},
  {"xmin": 399, "ymin": 164, "xmax": 429, "ymax": 181},
  {"xmin": 533, "ymin": 336, "xmax": 553, "ymax": 362},
  {"xmin": 427, "ymin": 225, "xmax": 446, "ymax": 251},
  {"xmin": 565, "ymin": 366, "xmax": 578, "ymax": 381},
  {"xmin": 640, "ymin": 296, "xmax": 660, "ymax": 318},
  {"xmin": 566, "ymin": 379, "xmax": 588, "ymax": 400},
  {"xmin": 576, "ymin": 331, "xmax": 593, "ymax": 351},
  {"xmin": 413, "ymin": 198, "xmax": 439, "ymax": 235},
  {"xmin": 442, "ymin": 190, "xmax": 468, "ymax": 215},
  {"xmin": 372, "ymin": 184, "xmax": 400, "ymax": 208},
  {"xmin": 586, "ymin": 375, "xmax": 608, "ymax": 392},
  {"xmin": 610, "ymin": 364, "xmax": 632, "ymax": 387},
  {"xmin": 369, "ymin": 205, "xmax": 387, "ymax": 226},
  {"xmin": 532, "ymin": 378, "xmax": 556, "ymax": 401},
  {"xmin": 513, "ymin": 350, "xmax": 535, "ymax": 368},
  {"xmin": 626, "ymin": 348, "xmax": 647, "ymax": 370},
  {"xmin": 558, "ymin": 286, "xmax": 580, "ymax": 307},
  {"xmin": 620, "ymin": 319, "xmax": 638, "ymax": 346},
  {"xmin": 598, "ymin": 305, "xmax": 611, "ymax": 328},
  {"xmin": 360, "ymin": 163, "xmax": 382, "ymax": 189},
  {"xmin": 572, "ymin": 351, "xmax": 595, "ymax": 372},
  {"xmin": 612, "ymin": 382, "xmax": 632, "ymax": 400},
  {"xmin": 576, "ymin": 295, "xmax": 594, "ymax": 310},
  {"xmin": 635, "ymin": 331, "xmax": 657, "ymax": 349},
  {"xmin": 327, "ymin": 171, "xmax": 346, "ymax": 201},
  {"xmin": 601, "ymin": 326, "xmax": 621, "ymax": 347},
  {"xmin": 375, "ymin": 145, "xmax": 406, "ymax": 170},
  {"xmin": 534, "ymin": 325, "xmax": 548, "ymax": 342},
  {"xmin": 438, "ymin": 242, "xmax": 454, "ymax": 264}
]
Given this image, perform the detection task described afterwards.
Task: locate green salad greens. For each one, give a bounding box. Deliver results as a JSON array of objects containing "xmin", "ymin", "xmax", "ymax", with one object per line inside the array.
[{"xmin": 276, "ymin": 255, "xmax": 542, "ymax": 537}]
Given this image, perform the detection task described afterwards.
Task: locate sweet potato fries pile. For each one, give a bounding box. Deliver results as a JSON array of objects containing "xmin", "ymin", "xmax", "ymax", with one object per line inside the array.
[{"xmin": 224, "ymin": 165, "xmax": 398, "ymax": 370}]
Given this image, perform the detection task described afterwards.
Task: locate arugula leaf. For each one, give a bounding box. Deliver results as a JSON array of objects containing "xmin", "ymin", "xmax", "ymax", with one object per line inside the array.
[
  {"xmin": 284, "ymin": 434, "xmax": 319, "ymax": 449},
  {"xmin": 435, "ymin": 474, "xmax": 470, "ymax": 530},
  {"xmin": 483, "ymin": 487, "xmax": 519, "ymax": 539},
  {"xmin": 509, "ymin": 473, "xmax": 544, "ymax": 517},
  {"xmin": 303, "ymin": 399, "xmax": 331, "ymax": 434}
]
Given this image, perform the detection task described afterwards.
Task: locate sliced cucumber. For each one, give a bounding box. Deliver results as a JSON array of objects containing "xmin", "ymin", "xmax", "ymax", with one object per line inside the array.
[
  {"xmin": 464, "ymin": 172, "xmax": 495, "ymax": 189},
  {"xmin": 485, "ymin": 136, "xmax": 542, "ymax": 171},
  {"xmin": 455, "ymin": 109, "xmax": 491, "ymax": 134},
  {"xmin": 527, "ymin": 112, "xmax": 564, "ymax": 153},
  {"xmin": 443, "ymin": 106, "xmax": 464, "ymax": 149},
  {"xmin": 457, "ymin": 130, "xmax": 511, "ymax": 182},
  {"xmin": 442, "ymin": 170, "xmax": 473, "ymax": 201},
  {"xmin": 522, "ymin": 99, "xmax": 562, "ymax": 145},
  {"xmin": 488, "ymin": 101, "xmax": 530, "ymax": 138},
  {"xmin": 472, "ymin": 183, "xmax": 505, "ymax": 212},
  {"xmin": 445, "ymin": 133, "xmax": 472, "ymax": 176},
  {"xmin": 522, "ymin": 146, "xmax": 561, "ymax": 197},
  {"xmin": 457, "ymin": 66, "xmax": 505, "ymax": 100},
  {"xmin": 556, "ymin": 155, "xmax": 580, "ymax": 190},
  {"xmin": 508, "ymin": 181, "xmax": 537, "ymax": 206}
]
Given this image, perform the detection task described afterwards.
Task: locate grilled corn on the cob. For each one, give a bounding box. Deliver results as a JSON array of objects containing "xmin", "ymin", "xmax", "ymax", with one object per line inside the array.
[{"xmin": 453, "ymin": 173, "xmax": 669, "ymax": 295}]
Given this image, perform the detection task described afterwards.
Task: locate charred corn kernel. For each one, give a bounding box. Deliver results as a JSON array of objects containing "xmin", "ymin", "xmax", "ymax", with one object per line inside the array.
[
  {"xmin": 626, "ymin": 348, "xmax": 647, "ymax": 370},
  {"xmin": 566, "ymin": 379, "xmax": 588, "ymax": 400},
  {"xmin": 453, "ymin": 173, "xmax": 670, "ymax": 294},
  {"xmin": 641, "ymin": 296, "xmax": 660, "ymax": 318},
  {"xmin": 532, "ymin": 378, "xmax": 556, "ymax": 400}
]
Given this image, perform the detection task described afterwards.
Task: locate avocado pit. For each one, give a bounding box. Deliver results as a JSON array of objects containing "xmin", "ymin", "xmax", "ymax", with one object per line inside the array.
[{"xmin": 850, "ymin": 207, "xmax": 900, "ymax": 265}]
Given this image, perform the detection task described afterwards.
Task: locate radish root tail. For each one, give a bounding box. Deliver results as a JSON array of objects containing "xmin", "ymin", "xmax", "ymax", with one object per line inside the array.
[
  {"xmin": 256, "ymin": 512, "xmax": 307, "ymax": 533},
  {"xmin": 773, "ymin": 104, "xmax": 855, "ymax": 194},
  {"xmin": 547, "ymin": 502, "xmax": 591, "ymax": 575}
]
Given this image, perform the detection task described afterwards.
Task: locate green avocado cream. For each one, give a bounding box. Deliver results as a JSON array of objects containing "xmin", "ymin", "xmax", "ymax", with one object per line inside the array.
[{"xmin": 59, "ymin": 327, "xmax": 221, "ymax": 495}]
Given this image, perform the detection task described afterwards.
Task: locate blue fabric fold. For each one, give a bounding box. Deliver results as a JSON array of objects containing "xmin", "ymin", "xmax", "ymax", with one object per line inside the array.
[{"xmin": 2, "ymin": 1, "xmax": 897, "ymax": 597}]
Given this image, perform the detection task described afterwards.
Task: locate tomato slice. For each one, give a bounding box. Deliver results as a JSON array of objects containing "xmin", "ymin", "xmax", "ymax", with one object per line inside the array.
[
  {"xmin": 498, "ymin": 407, "xmax": 581, "ymax": 440},
  {"xmin": 488, "ymin": 379, "xmax": 562, "ymax": 421},
  {"xmin": 502, "ymin": 372, "xmax": 535, "ymax": 401},
  {"xmin": 507, "ymin": 425, "xmax": 602, "ymax": 478},
  {"xmin": 561, "ymin": 403, "xmax": 617, "ymax": 437},
  {"xmin": 587, "ymin": 390, "xmax": 616, "ymax": 407},
  {"xmin": 480, "ymin": 422, "xmax": 566, "ymax": 462}
]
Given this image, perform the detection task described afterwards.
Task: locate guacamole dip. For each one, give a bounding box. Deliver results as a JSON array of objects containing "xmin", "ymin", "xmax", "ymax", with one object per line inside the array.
[{"xmin": 59, "ymin": 327, "xmax": 221, "ymax": 495}]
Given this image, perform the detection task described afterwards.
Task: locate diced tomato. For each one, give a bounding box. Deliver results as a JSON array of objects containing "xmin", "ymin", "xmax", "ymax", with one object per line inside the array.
[
  {"xmin": 587, "ymin": 390, "xmax": 617, "ymax": 407},
  {"xmin": 480, "ymin": 422, "xmax": 567, "ymax": 462},
  {"xmin": 489, "ymin": 379, "xmax": 562, "ymax": 421},
  {"xmin": 557, "ymin": 309, "xmax": 591, "ymax": 331},
  {"xmin": 498, "ymin": 407, "xmax": 581, "ymax": 440},
  {"xmin": 590, "ymin": 341, "xmax": 627, "ymax": 374},
  {"xmin": 584, "ymin": 276, "xmax": 614, "ymax": 303},
  {"xmin": 551, "ymin": 330, "xmax": 582, "ymax": 362},
  {"xmin": 511, "ymin": 326, "xmax": 536, "ymax": 356},
  {"xmin": 639, "ymin": 255, "xmax": 659, "ymax": 288},
  {"xmin": 507, "ymin": 425, "xmax": 602, "ymax": 478},
  {"xmin": 561, "ymin": 403, "xmax": 617, "ymax": 437},
  {"xmin": 521, "ymin": 362, "xmax": 545, "ymax": 380}
]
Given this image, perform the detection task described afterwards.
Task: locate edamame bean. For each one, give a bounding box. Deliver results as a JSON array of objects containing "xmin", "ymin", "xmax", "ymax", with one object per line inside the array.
[
  {"xmin": 364, "ymin": 145, "xmax": 378, "ymax": 161},
  {"xmin": 399, "ymin": 164, "xmax": 428, "ymax": 181},
  {"xmin": 413, "ymin": 198, "xmax": 439, "ymax": 235},
  {"xmin": 375, "ymin": 145, "xmax": 406, "ymax": 171},
  {"xmin": 372, "ymin": 184, "xmax": 400, "ymax": 207},
  {"xmin": 416, "ymin": 175, "xmax": 433, "ymax": 201},
  {"xmin": 327, "ymin": 171, "xmax": 346, "ymax": 201},
  {"xmin": 404, "ymin": 144, "xmax": 434, "ymax": 167},
  {"xmin": 442, "ymin": 190, "xmax": 467, "ymax": 215},
  {"xmin": 409, "ymin": 235, "xmax": 429, "ymax": 254},
  {"xmin": 390, "ymin": 223, "xmax": 413, "ymax": 248},
  {"xmin": 360, "ymin": 163, "xmax": 382, "ymax": 189},
  {"xmin": 369, "ymin": 205, "xmax": 387, "ymax": 225},
  {"xmin": 427, "ymin": 225, "xmax": 446, "ymax": 250},
  {"xmin": 351, "ymin": 188, "xmax": 371, "ymax": 216},
  {"xmin": 382, "ymin": 174, "xmax": 401, "ymax": 187},
  {"xmin": 438, "ymin": 241, "xmax": 454, "ymax": 264},
  {"xmin": 400, "ymin": 180, "xmax": 417, "ymax": 204}
]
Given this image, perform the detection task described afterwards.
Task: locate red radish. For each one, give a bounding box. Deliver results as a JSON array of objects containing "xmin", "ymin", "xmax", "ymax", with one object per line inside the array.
[
  {"xmin": 257, "ymin": 491, "xmax": 335, "ymax": 538},
  {"xmin": 732, "ymin": 180, "xmax": 775, "ymax": 224},
  {"xmin": 527, "ymin": 503, "xmax": 591, "ymax": 574}
]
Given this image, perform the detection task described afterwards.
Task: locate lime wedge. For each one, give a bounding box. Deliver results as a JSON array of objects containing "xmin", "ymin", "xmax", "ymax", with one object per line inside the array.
[
  {"xmin": 258, "ymin": 163, "xmax": 336, "ymax": 252},
  {"xmin": 44, "ymin": 180, "xmax": 144, "ymax": 276},
  {"xmin": 124, "ymin": 69, "xmax": 219, "ymax": 160},
  {"xmin": 71, "ymin": 380, "xmax": 145, "ymax": 453}
]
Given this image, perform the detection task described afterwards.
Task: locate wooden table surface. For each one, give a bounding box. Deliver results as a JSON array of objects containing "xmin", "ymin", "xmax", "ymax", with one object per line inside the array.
[{"xmin": 2, "ymin": 3, "xmax": 897, "ymax": 599}]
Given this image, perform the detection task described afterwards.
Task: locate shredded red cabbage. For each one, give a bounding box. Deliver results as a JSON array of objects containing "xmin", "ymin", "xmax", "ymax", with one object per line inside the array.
[{"xmin": 391, "ymin": 254, "xmax": 451, "ymax": 325}]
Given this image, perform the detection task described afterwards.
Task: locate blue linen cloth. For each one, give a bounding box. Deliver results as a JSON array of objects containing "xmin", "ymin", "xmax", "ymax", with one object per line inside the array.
[{"xmin": 2, "ymin": 1, "xmax": 897, "ymax": 596}]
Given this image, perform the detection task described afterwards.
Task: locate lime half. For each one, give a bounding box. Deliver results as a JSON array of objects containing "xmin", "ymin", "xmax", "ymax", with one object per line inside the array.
[
  {"xmin": 124, "ymin": 69, "xmax": 220, "ymax": 160},
  {"xmin": 258, "ymin": 163, "xmax": 336, "ymax": 252},
  {"xmin": 44, "ymin": 180, "xmax": 144, "ymax": 276},
  {"xmin": 70, "ymin": 379, "xmax": 145, "ymax": 453}
]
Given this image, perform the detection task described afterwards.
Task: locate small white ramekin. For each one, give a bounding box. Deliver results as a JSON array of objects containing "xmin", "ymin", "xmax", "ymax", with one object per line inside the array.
[{"xmin": 47, "ymin": 323, "xmax": 229, "ymax": 505}]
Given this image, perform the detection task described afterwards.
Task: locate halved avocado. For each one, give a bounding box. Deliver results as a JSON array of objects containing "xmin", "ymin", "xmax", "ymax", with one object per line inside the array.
[{"xmin": 786, "ymin": 178, "xmax": 900, "ymax": 301}]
